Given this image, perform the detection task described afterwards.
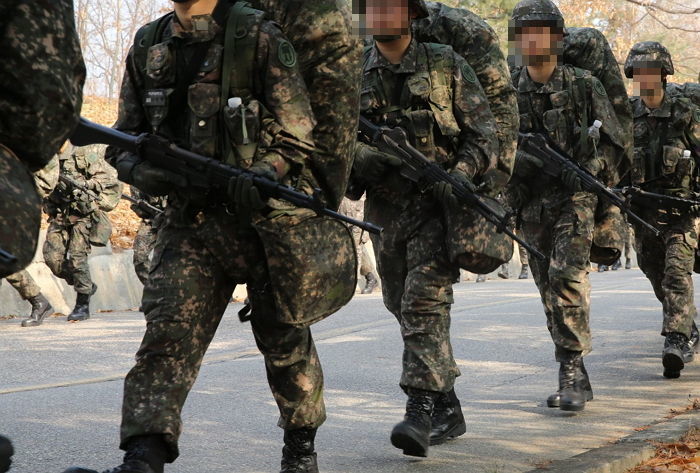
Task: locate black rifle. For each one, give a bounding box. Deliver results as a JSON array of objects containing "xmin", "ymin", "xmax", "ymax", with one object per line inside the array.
[
  {"xmin": 518, "ymin": 132, "xmax": 660, "ymax": 236},
  {"xmin": 59, "ymin": 174, "xmax": 99, "ymax": 201},
  {"xmin": 70, "ymin": 118, "xmax": 382, "ymax": 235},
  {"xmin": 614, "ymin": 186, "xmax": 700, "ymax": 212},
  {"xmin": 121, "ymin": 193, "xmax": 163, "ymax": 219},
  {"xmin": 0, "ymin": 248, "xmax": 16, "ymax": 265},
  {"xmin": 358, "ymin": 115, "xmax": 546, "ymax": 260}
]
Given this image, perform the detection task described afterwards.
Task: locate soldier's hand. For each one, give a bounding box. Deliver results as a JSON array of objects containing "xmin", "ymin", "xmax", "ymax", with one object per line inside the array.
[
  {"xmin": 227, "ymin": 161, "xmax": 277, "ymax": 222},
  {"xmin": 353, "ymin": 143, "xmax": 402, "ymax": 184},
  {"xmin": 561, "ymin": 168, "xmax": 584, "ymax": 192},
  {"xmin": 513, "ymin": 150, "xmax": 544, "ymax": 177},
  {"xmin": 131, "ymin": 162, "xmax": 187, "ymax": 197},
  {"xmin": 433, "ymin": 170, "xmax": 473, "ymax": 210}
]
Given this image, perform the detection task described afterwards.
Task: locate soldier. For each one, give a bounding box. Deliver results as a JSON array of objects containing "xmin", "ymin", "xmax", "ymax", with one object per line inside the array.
[
  {"xmin": 497, "ymin": 237, "xmax": 530, "ymax": 279},
  {"xmin": 130, "ymin": 189, "xmax": 166, "ymax": 286},
  {"xmin": 506, "ymin": 0, "xmax": 626, "ymax": 411},
  {"xmin": 339, "ymin": 198, "xmax": 379, "ymax": 293},
  {"xmin": 350, "ymin": 0, "xmax": 499, "ymax": 456},
  {"xmin": 61, "ymin": 1, "xmax": 358, "ymax": 472},
  {"xmin": 44, "ymin": 145, "xmax": 122, "ymax": 322},
  {"xmin": 624, "ymin": 41, "xmax": 700, "ymax": 378}
]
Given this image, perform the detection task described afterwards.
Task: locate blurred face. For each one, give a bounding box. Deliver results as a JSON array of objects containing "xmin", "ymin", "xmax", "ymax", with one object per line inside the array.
[
  {"xmin": 512, "ymin": 25, "xmax": 563, "ymax": 67},
  {"xmin": 632, "ymin": 67, "xmax": 664, "ymax": 97},
  {"xmin": 359, "ymin": 0, "xmax": 411, "ymax": 37}
]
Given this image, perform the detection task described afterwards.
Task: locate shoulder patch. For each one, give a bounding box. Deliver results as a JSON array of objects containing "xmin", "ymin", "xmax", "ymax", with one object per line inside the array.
[
  {"xmin": 461, "ymin": 63, "xmax": 477, "ymax": 85},
  {"xmin": 277, "ymin": 39, "xmax": 297, "ymax": 68},
  {"xmin": 593, "ymin": 80, "xmax": 607, "ymax": 97}
]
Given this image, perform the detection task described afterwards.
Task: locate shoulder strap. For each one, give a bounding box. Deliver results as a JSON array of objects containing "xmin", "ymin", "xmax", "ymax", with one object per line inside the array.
[
  {"xmin": 220, "ymin": 1, "xmax": 262, "ymax": 107},
  {"xmin": 424, "ymin": 43, "xmax": 453, "ymax": 89},
  {"xmin": 572, "ymin": 67, "xmax": 590, "ymax": 155}
]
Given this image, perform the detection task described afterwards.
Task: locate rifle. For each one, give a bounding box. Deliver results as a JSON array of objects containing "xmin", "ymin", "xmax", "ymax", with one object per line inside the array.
[
  {"xmin": 518, "ymin": 132, "xmax": 660, "ymax": 236},
  {"xmin": 120, "ymin": 193, "xmax": 163, "ymax": 219},
  {"xmin": 614, "ymin": 186, "xmax": 700, "ymax": 213},
  {"xmin": 70, "ymin": 118, "xmax": 382, "ymax": 235},
  {"xmin": 0, "ymin": 248, "xmax": 17, "ymax": 265},
  {"xmin": 59, "ymin": 174, "xmax": 99, "ymax": 201},
  {"xmin": 357, "ymin": 115, "xmax": 546, "ymax": 260}
]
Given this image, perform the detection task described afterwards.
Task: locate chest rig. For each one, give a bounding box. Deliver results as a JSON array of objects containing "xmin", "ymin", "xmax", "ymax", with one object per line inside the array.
[
  {"xmin": 514, "ymin": 66, "xmax": 592, "ymax": 163},
  {"xmin": 360, "ymin": 43, "xmax": 461, "ymax": 165},
  {"xmin": 134, "ymin": 2, "xmax": 263, "ymax": 168}
]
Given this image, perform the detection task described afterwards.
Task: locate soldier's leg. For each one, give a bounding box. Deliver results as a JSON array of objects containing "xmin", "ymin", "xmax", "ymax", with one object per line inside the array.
[
  {"xmin": 120, "ymin": 225, "xmax": 235, "ymax": 462},
  {"xmin": 68, "ymin": 220, "xmax": 94, "ymax": 295},
  {"xmin": 43, "ymin": 223, "xmax": 72, "ymax": 285},
  {"xmin": 5, "ymin": 270, "xmax": 41, "ymax": 300},
  {"xmin": 133, "ymin": 220, "xmax": 156, "ymax": 285},
  {"xmin": 660, "ymin": 230, "xmax": 696, "ymax": 338},
  {"xmin": 635, "ymin": 229, "xmax": 666, "ymax": 304},
  {"xmin": 360, "ymin": 244, "xmax": 379, "ymax": 294},
  {"xmin": 520, "ymin": 222, "xmax": 553, "ymax": 333}
]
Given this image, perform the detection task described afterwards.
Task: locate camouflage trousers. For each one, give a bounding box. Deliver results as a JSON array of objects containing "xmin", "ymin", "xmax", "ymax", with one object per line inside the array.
[
  {"xmin": 521, "ymin": 193, "xmax": 597, "ymax": 358},
  {"xmin": 43, "ymin": 218, "xmax": 93, "ymax": 294},
  {"xmin": 120, "ymin": 208, "xmax": 325, "ymax": 462},
  {"xmin": 368, "ymin": 199, "xmax": 460, "ymax": 394},
  {"xmin": 3, "ymin": 270, "xmax": 40, "ymax": 300},
  {"xmin": 624, "ymin": 224, "xmax": 635, "ymax": 261},
  {"xmin": 132, "ymin": 219, "xmax": 158, "ymax": 285},
  {"xmin": 634, "ymin": 215, "xmax": 697, "ymax": 338}
]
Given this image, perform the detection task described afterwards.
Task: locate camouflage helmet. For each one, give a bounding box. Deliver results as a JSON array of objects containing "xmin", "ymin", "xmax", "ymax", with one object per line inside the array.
[
  {"xmin": 511, "ymin": 0, "xmax": 565, "ymax": 29},
  {"xmin": 353, "ymin": 0, "xmax": 429, "ymax": 19},
  {"xmin": 624, "ymin": 41, "xmax": 674, "ymax": 78},
  {"xmin": 0, "ymin": 145, "xmax": 41, "ymax": 278}
]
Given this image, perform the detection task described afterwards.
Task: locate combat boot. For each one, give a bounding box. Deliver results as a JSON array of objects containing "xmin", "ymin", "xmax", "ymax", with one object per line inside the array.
[
  {"xmin": 21, "ymin": 293, "xmax": 54, "ymax": 327},
  {"xmin": 362, "ymin": 273, "xmax": 378, "ymax": 294},
  {"xmin": 476, "ymin": 274, "xmax": 486, "ymax": 283},
  {"xmin": 597, "ymin": 265, "xmax": 608, "ymax": 272},
  {"xmin": 557, "ymin": 350, "xmax": 588, "ymax": 412},
  {"xmin": 685, "ymin": 322, "xmax": 700, "ymax": 363},
  {"xmin": 280, "ymin": 427, "xmax": 318, "ymax": 473},
  {"xmin": 663, "ymin": 332, "xmax": 689, "ymax": 378},
  {"xmin": 68, "ymin": 284, "xmax": 96, "ymax": 322},
  {"xmin": 625, "ymin": 258, "xmax": 632, "ymax": 269},
  {"xmin": 61, "ymin": 435, "xmax": 167, "ymax": 473},
  {"xmin": 391, "ymin": 389, "xmax": 437, "ymax": 457},
  {"xmin": 547, "ymin": 358, "xmax": 593, "ymax": 408},
  {"xmin": 611, "ymin": 259, "xmax": 622, "ymax": 271},
  {"xmin": 518, "ymin": 264, "xmax": 529, "ymax": 280},
  {"xmin": 0, "ymin": 435, "xmax": 13, "ymax": 473},
  {"xmin": 497, "ymin": 264, "xmax": 509, "ymax": 279},
  {"xmin": 429, "ymin": 389, "xmax": 466, "ymax": 445}
]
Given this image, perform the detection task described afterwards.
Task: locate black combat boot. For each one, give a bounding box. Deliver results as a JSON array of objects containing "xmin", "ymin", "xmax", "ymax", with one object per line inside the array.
[
  {"xmin": 476, "ymin": 274, "xmax": 486, "ymax": 283},
  {"xmin": 547, "ymin": 358, "xmax": 593, "ymax": 408},
  {"xmin": 497, "ymin": 264, "xmax": 509, "ymax": 279},
  {"xmin": 429, "ymin": 389, "xmax": 466, "ymax": 445},
  {"xmin": 556, "ymin": 350, "xmax": 588, "ymax": 412},
  {"xmin": 391, "ymin": 389, "xmax": 437, "ymax": 457},
  {"xmin": 362, "ymin": 273, "xmax": 378, "ymax": 294},
  {"xmin": 68, "ymin": 284, "xmax": 96, "ymax": 322},
  {"xmin": 611, "ymin": 259, "xmax": 622, "ymax": 270},
  {"xmin": 625, "ymin": 258, "xmax": 632, "ymax": 269},
  {"xmin": 0, "ymin": 435, "xmax": 13, "ymax": 473},
  {"xmin": 280, "ymin": 427, "xmax": 318, "ymax": 473},
  {"xmin": 684, "ymin": 322, "xmax": 699, "ymax": 363},
  {"xmin": 61, "ymin": 435, "xmax": 167, "ymax": 473},
  {"xmin": 518, "ymin": 264, "xmax": 529, "ymax": 279},
  {"xmin": 663, "ymin": 332, "xmax": 689, "ymax": 378},
  {"xmin": 20, "ymin": 293, "xmax": 54, "ymax": 327}
]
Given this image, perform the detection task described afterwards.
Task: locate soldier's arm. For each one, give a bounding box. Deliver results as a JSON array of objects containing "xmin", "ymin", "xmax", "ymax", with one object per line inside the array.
[
  {"xmin": 252, "ymin": 21, "xmax": 316, "ymax": 179},
  {"xmin": 451, "ymin": 54, "xmax": 499, "ymax": 183},
  {"xmin": 90, "ymin": 157, "xmax": 123, "ymax": 212}
]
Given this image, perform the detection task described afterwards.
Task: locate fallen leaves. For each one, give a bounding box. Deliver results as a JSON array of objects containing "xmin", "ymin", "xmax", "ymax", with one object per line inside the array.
[{"xmin": 628, "ymin": 430, "xmax": 700, "ymax": 473}]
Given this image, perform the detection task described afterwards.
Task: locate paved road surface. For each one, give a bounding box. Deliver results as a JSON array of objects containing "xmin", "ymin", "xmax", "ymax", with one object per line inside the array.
[{"xmin": 1, "ymin": 269, "xmax": 698, "ymax": 473}]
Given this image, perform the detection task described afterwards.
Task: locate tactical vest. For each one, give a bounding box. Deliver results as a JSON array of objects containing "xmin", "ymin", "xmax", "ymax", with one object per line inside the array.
[
  {"xmin": 133, "ymin": 2, "xmax": 263, "ymax": 168},
  {"xmin": 360, "ymin": 43, "xmax": 461, "ymax": 165}
]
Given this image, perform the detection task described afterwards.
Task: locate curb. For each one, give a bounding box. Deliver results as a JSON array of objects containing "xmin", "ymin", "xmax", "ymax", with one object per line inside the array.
[{"xmin": 526, "ymin": 409, "xmax": 700, "ymax": 473}]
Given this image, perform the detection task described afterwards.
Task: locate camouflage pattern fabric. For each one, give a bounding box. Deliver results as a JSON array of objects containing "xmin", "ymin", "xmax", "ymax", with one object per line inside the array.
[
  {"xmin": 518, "ymin": 237, "xmax": 529, "ymax": 266},
  {"xmin": 357, "ymin": 39, "xmax": 498, "ymax": 392},
  {"xmin": 414, "ymin": 1, "xmax": 519, "ymax": 192},
  {"xmin": 0, "ymin": 1, "xmax": 85, "ymax": 171},
  {"xmin": 3, "ymin": 270, "xmax": 41, "ymax": 301},
  {"xmin": 132, "ymin": 219, "xmax": 158, "ymax": 286},
  {"xmin": 43, "ymin": 146, "xmax": 121, "ymax": 294},
  {"xmin": 248, "ymin": 0, "xmax": 363, "ymax": 210},
  {"xmin": 509, "ymin": 65, "xmax": 625, "ymax": 357},
  {"xmin": 108, "ymin": 7, "xmax": 343, "ymax": 461},
  {"xmin": 339, "ymin": 198, "xmax": 377, "ymax": 279},
  {"xmin": 624, "ymin": 223, "xmax": 635, "ymax": 261}
]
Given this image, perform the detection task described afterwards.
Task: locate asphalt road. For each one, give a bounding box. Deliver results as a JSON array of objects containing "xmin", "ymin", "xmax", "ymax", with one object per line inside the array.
[{"xmin": 1, "ymin": 268, "xmax": 698, "ymax": 473}]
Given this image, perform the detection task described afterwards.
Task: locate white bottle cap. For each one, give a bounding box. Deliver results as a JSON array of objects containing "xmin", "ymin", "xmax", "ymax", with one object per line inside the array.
[
  {"xmin": 592, "ymin": 120, "xmax": 602, "ymax": 129},
  {"xmin": 683, "ymin": 150, "xmax": 691, "ymax": 158},
  {"xmin": 228, "ymin": 97, "xmax": 242, "ymax": 109}
]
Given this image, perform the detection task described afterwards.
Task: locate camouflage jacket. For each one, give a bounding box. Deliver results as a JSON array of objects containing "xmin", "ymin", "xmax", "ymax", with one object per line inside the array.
[
  {"xmin": 631, "ymin": 92, "xmax": 700, "ymax": 193},
  {"xmin": 413, "ymin": 1, "xmax": 519, "ymax": 192},
  {"xmin": 47, "ymin": 145, "xmax": 122, "ymax": 222},
  {"xmin": 355, "ymin": 39, "xmax": 498, "ymax": 205},
  {"xmin": 107, "ymin": 9, "xmax": 316, "ymax": 210},
  {"xmin": 512, "ymin": 65, "xmax": 625, "ymax": 222},
  {"xmin": 0, "ymin": 1, "xmax": 85, "ymax": 171},
  {"xmin": 247, "ymin": 0, "xmax": 362, "ymax": 210}
]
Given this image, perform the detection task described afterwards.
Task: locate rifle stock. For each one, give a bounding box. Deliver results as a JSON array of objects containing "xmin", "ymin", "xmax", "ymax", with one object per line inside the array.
[
  {"xmin": 70, "ymin": 118, "xmax": 382, "ymax": 235},
  {"xmin": 0, "ymin": 248, "xmax": 17, "ymax": 265}
]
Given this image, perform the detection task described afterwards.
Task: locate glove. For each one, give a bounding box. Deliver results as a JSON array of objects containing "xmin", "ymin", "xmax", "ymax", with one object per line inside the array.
[
  {"xmin": 561, "ymin": 167, "xmax": 584, "ymax": 192},
  {"xmin": 227, "ymin": 161, "xmax": 278, "ymax": 222},
  {"xmin": 432, "ymin": 170, "xmax": 474, "ymax": 210},
  {"xmin": 353, "ymin": 143, "xmax": 402, "ymax": 184},
  {"xmin": 131, "ymin": 162, "xmax": 187, "ymax": 197},
  {"xmin": 513, "ymin": 150, "xmax": 544, "ymax": 177}
]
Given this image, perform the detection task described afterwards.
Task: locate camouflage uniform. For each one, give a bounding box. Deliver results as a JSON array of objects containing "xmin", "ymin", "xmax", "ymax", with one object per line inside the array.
[
  {"xmin": 0, "ymin": 1, "xmax": 85, "ymax": 278},
  {"xmin": 339, "ymin": 198, "xmax": 377, "ymax": 284},
  {"xmin": 355, "ymin": 39, "xmax": 498, "ymax": 393},
  {"xmin": 105, "ymin": 7, "xmax": 353, "ymax": 464},
  {"xmin": 629, "ymin": 92, "xmax": 700, "ymax": 338},
  {"xmin": 130, "ymin": 189, "xmax": 166, "ymax": 285},
  {"xmin": 413, "ymin": 2, "xmax": 519, "ymax": 192},
  {"xmin": 511, "ymin": 65, "xmax": 625, "ymax": 357},
  {"xmin": 3, "ymin": 270, "xmax": 41, "ymax": 301},
  {"xmin": 43, "ymin": 146, "xmax": 121, "ymax": 295}
]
